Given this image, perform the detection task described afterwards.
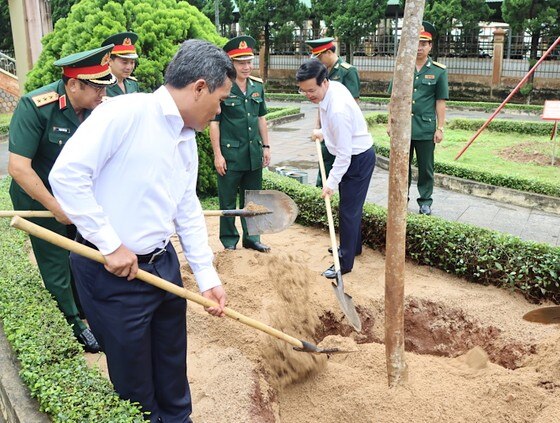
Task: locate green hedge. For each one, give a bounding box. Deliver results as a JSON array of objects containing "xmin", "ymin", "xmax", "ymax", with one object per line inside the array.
[
  {"xmin": 195, "ymin": 106, "xmax": 301, "ymax": 197},
  {"xmin": 0, "ymin": 178, "xmax": 145, "ymax": 422},
  {"xmin": 262, "ymin": 170, "xmax": 560, "ymax": 303},
  {"xmin": 366, "ymin": 113, "xmax": 560, "ymax": 198}
]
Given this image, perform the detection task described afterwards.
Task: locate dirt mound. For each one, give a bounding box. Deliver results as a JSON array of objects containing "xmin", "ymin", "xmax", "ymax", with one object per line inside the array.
[{"xmin": 498, "ymin": 141, "xmax": 559, "ymax": 167}]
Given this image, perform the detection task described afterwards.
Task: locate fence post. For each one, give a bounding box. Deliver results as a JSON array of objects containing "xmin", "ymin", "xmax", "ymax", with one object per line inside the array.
[{"xmin": 492, "ymin": 28, "xmax": 506, "ymax": 87}]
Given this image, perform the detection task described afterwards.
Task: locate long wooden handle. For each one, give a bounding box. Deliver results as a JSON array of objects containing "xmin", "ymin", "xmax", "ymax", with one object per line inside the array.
[
  {"xmin": 315, "ymin": 140, "xmax": 341, "ymax": 272},
  {"xmin": 0, "ymin": 210, "xmax": 262, "ymax": 218},
  {"xmin": 10, "ymin": 216, "xmax": 304, "ymax": 349}
]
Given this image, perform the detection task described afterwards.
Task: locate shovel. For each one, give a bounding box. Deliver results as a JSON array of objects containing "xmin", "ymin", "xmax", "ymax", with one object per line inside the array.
[
  {"xmin": 523, "ymin": 306, "xmax": 560, "ymax": 324},
  {"xmin": 244, "ymin": 190, "xmax": 298, "ymax": 236},
  {"xmin": 0, "ymin": 208, "xmax": 271, "ymax": 218},
  {"xmin": 10, "ymin": 216, "xmax": 349, "ymax": 354},
  {"xmin": 315, "ymin": 139, "xmax": 362, "ymax": 332}
]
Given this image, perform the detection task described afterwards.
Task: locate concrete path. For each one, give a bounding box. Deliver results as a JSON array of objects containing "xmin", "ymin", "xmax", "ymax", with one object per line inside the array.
[{"xmin": 268, "ymin": 100, "xmax": 560, "ymax": 247}]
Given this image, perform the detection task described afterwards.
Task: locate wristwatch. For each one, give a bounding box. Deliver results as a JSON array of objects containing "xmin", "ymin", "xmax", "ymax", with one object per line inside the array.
[
  {"xmin": 437, "ymin": 127, "xmax": 444, "ymax": 133},
  {"xmin": 262, "ymin": 145, "xmax": 270, "ymax": 149}
]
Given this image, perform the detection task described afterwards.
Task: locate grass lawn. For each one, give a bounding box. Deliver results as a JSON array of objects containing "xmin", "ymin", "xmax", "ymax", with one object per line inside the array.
[
  {"xmin": 370, "ymin": 124, "xmax": 560, "ymax": 187},
  {"xmin": 0, "ymin": 113, "xmax": 12, "ymax": 126}
]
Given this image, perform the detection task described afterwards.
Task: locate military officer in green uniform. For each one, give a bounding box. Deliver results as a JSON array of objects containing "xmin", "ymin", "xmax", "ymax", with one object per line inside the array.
[
  {"xmin": 8, "ymin": 45, "xmax": 117, "ymax": 352},
  {"xmin": 388, "ymin": 22, "xmax": 448, "ymax": 215},
  {"xmin": 210, "ymin": 35, "xmax": 271, "ymax": 252},
  {"xmin": 305, "ymin": 37, "xmax": 361, "ymax": 187},
  {"xmin": 101, "ymin": 31, "xmax": 140, "ymax": 97}
]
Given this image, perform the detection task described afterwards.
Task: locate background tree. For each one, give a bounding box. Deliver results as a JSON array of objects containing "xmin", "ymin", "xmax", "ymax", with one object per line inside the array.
[
  {"xmin": 313, "ymin": 0, "xmax": 385, "ymax": 63},
  {"xmin": 237, "ymin": 0, "xmax": 308, "ymax": 80},
  {"xmin": 201, "ymin": 0, "xmax": 237, "ymax": 37},
  {"xmin": 422, "ymin": 0, "xmax": 491, "ymax": 58},
  {"xmin": 26, "ymin": 0, "xmax": 225, "ymax": 92},
  {"xmin": 0, "ymin": 0, "xmax": 13, "ymax": 53},
  {"xmin": 502, "ymin": 0, "xmax": 560, "ymax": 61}
]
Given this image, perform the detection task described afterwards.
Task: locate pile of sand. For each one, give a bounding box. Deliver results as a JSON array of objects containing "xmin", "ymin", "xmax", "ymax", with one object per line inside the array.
[{"xmin": 87, "ymin": 219, "xmax": 560, "ymax": 422}]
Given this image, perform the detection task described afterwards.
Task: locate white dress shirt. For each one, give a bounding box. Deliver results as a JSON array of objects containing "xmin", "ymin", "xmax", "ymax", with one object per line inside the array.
[
  {"xmin": 319, "ymin": 80, "xmax": 373, "ymax": 190},
  {"xmin": 49, "ymin": 86, "xmax": 221, "ymax": 293}
]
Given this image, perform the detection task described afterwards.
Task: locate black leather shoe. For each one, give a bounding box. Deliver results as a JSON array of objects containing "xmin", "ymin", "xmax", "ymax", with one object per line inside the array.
[
  {"xmin": 327, "ymin": 247, "xmax": 361, "ymax": 256},
  {"xmin": 243, "ymin": 241, "xmax": 271, "ymax": 253},
  {"xmin": 419, "ymin": 205, "xmax": 432, "ymax": 215},
  {"xmin": 224, "ymin": 245, "xmax": 236, "ymax": 250},
  {"xmin": 77, "ymin": 328, "xmax": 101, "ymax": 353},
  {"xmin": 322, "ymin": 265, "xmax": 351, "ymax": 279}
]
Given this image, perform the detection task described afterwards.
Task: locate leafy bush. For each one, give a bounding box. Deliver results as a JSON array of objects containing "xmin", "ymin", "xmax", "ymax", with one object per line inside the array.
[
  {"xmin": 366, "ymin": 113, "xmax": 560, "ymax": 198},
  {"xmin": 26, "ymin": 0, "xmax": 225, "ymax": 93},
  {"xmin": 262, "ymin": 170, "xmax": 560, "ymax": 303},
  {"xmin": 0, "ymin": 177, "xmax": 145, "ymax": 422}
]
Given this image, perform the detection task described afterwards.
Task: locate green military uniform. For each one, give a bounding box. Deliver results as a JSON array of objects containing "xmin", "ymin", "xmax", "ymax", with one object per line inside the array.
[
  {"xmin": 105, "ymin": 76, "xmax": 139, "ymax": 96},
  {"xmin": 215, "ymin": 35, "xmax": 269, "ymax": 250},
  {"xmin": 215, "ymin": 75, "xmax": 268, "ymax": 248},
  {"xmin": 8, "ymin": 45, "xmax": 115, "ymax": 342},
  {"xmin": 306, "ymin": 37, "xmax": 361, "ymax": 187},
  {"xmin": 102, "ymin": 31, "xmax": 140, "ymax": 97},
  {"xmin": 388, "ymin": 22, "xmax": 449, "ymax": 210}
]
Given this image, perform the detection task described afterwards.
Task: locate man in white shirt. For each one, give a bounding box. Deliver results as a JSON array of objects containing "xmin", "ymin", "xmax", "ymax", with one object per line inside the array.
[
  {"xmin": 49, "ymin": 39, "xmax": 234, "ymax": 423},
  {"xmin": 296, "ymin": 59, "xmax": 376, "ymax": 279}
]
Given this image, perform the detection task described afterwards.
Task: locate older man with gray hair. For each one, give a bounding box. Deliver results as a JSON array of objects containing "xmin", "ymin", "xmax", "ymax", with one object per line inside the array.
[{"xmin": 49, "ymin": 39, "xmax": 235, "ymax": 422}]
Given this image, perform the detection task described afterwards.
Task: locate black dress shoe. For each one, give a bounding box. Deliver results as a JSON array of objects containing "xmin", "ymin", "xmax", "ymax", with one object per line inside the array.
[
  {"xmin": 77, "ymin": 328, "xmax": 101, "ymax": 353},
  {"xmin": 224, "ymin": 245, "xmax": 236, "ymax": 250},
  {"xmin": 419, "ymin": 204, "xmax": 432, "ymax": 215},
  {"xmin": 322, "ymin": 265, "xmax": 351, "ymax": 279},
  {"xmin": 243, "ymin": 241, "xmax": 271, "ymax": 253}
]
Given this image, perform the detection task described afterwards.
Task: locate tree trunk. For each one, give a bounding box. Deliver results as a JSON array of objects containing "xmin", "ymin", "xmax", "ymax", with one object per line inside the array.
[
  {"xmin": 385, "ymin": 0, "xmax": 425, "ymax": 388},
  {"xmin": 263, "ymin": 23, "xmax": 270, "ymax": 82},
  {"xmin": 345, "ymin": 41, "xmax": 352, "ymax": 64}
]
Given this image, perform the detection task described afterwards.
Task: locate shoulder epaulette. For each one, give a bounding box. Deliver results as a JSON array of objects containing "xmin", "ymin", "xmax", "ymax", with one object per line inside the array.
[
  {"xmin": 128, "ymin": 76, "xmax": 138, "ymax": 81},
  {"xmin": 31, "ymin": 91, "xmax": 59, "ymax": 108},
  {"xmin": 432, "ymin": 61, "xmax": 447, "ymax": 69},
  {"xmin": 340, "ymin": 62, "xmax": 353, "ymax": 69},
  {"xmin": 248, "ymin": 75, "xmax": 263, "ymax": 83}
]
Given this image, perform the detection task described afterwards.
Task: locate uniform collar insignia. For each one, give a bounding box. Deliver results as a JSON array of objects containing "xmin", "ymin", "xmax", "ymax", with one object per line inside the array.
[
  {"xmin": 58, "ymin": 94, "xmax": 67, "ymax": 110},
  {"xmin": 251, "ymin": 92, "xmax": 260, "ymax": 97}
]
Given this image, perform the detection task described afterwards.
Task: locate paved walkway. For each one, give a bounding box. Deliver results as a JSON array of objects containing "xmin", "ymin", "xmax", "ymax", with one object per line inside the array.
[{"xmin": 268, "ymin": 101, "xmax": 560, "ymax": 247}]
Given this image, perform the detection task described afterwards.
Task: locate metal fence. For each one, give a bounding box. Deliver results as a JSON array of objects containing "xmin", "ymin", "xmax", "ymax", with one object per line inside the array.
[
  {"xmin": 262, "ymin": 24, "xmax": 560, "ymax": 80},
  {"xmin": 0, "ymin": 51, "xmax": 17, "ymax": 76}
]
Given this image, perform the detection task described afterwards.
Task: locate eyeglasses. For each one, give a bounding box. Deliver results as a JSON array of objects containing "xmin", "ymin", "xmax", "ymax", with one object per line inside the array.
[
  {"xmin": 80, "ymin": 80, "xmax": 105, "ymax": 95},
  {"xmin": 298, "ymin": 87, "xmax": 319, "ymax": 96}
]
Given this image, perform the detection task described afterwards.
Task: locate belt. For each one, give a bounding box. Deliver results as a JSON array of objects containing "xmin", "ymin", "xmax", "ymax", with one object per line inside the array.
[{"xmin": 76, "ymin": 234, "xmax": 168, "ymax": 265}]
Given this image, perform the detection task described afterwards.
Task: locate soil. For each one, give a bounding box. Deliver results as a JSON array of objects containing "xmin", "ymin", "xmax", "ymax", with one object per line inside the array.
[
  {"xmin": 85, "ymin": 218, "xmax": 560, "ymax": 423},
  {"xmin": 498, "ymin": 141, "xmax": 560, "ymax": 167}
]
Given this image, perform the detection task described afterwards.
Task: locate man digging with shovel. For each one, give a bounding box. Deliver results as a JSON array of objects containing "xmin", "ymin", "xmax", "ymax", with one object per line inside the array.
[{"xmin": 49, "ymin": 40, "xmax": 232, "ymax": 423}]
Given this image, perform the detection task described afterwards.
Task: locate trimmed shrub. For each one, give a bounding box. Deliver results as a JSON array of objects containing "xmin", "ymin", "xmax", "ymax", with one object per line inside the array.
[{"xmin": 25, "ymin": 0, "xmax": 225, "ymax": 92}]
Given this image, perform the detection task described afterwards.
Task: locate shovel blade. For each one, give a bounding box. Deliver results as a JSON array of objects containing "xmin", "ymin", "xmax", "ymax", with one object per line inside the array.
[
  {"xmin": 244, "ymin": 190, "xmax": 298, "ymax": 235},
  {"xmin": 523, "ymin": 306, "xmax": 560, "ymax": 324},
  {"xmin": 331, "ymin": 272, "xmax": 362, "ymax": 332}
]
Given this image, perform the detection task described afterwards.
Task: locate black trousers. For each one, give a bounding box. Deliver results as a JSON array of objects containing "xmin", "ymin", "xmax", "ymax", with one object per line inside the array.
[
  {"xmin": 70, "ymin": 243, "xmax": 192, "ymax": 423},
  {"xmin": 338, "ymin": 147, "xmax": 376, "ymax": 272}
]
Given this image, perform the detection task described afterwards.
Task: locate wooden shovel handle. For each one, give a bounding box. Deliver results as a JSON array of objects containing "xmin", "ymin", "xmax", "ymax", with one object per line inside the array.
[
  {"xmin": 0, "ymin": 210, "xmax": 265, "ymax": 218},
  {"xmin": 10, "ymin": 216, "xmax": 304, "ymax": 350},
  {"xmin": 315, "ymin": 140, "xmax": 341, "ymax": 272}
]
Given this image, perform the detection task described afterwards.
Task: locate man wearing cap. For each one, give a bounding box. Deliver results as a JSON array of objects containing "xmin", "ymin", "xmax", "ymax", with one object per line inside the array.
[
  {"xmin": 8, "ymin": 45, "xmax": 116, "ymax": 353},
  {"xmin": 210, "ymin": 35, "xmax": 271, "ymax": 253},
  {"xmin": 305, "ymin": 37, "xmax": 361, "ymax": 188},
  {"xmin": 102, "ymin": 31, "xmax": 140, "ymax": 96},
  {"xmin": 388, "ymin": 21, "xmax": 448, "ymax": 216}
]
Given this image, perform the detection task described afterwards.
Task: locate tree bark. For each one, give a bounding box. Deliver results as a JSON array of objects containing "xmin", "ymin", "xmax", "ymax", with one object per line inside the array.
[{"xmin": 384, "ymin": 0, "xmax": 425, "ymax": 388}]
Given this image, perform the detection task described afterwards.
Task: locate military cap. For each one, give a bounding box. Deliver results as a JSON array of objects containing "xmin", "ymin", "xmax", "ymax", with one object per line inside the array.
[
  {"xmin": 223, "ymin": 35, "xmax": 256, "ymax": 61},
  {"xmin": 102, "ymin": 31, "xmax": 139, "ymax": 59},
  {"xmin": 306, "ymin": 37, "xmax": 335, "ymax": 57},
  {"xmin": 420, "ymin": 21, "xmax": 436, "ymax": 42},
  {"xmin": 54, "ymin": 45, "xmax": 117, "ymax": 85}
]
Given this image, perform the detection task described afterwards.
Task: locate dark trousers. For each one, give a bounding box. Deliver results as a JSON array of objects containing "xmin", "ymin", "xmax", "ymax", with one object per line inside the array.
[
  {"xmin": 338, "ymin": 147, "xmax": 376, "ymax": 272},
  {"xmin": 70, "ymin": 243, "xmax": 192, "ymax": 423},
  {"xmin": 10, "ymin": 183, "xmax": 85, "ymax": 337},
  {"xmin": 217, "ymin": 168, "xmax": 262, "ymax": 248},
  {"xmin": 316, "ymin": 141, "xmax": 336, "ymax": 187},
  {"xmin": 409, "ymin": 139, "xmax": 435, "ymax": 206}
]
